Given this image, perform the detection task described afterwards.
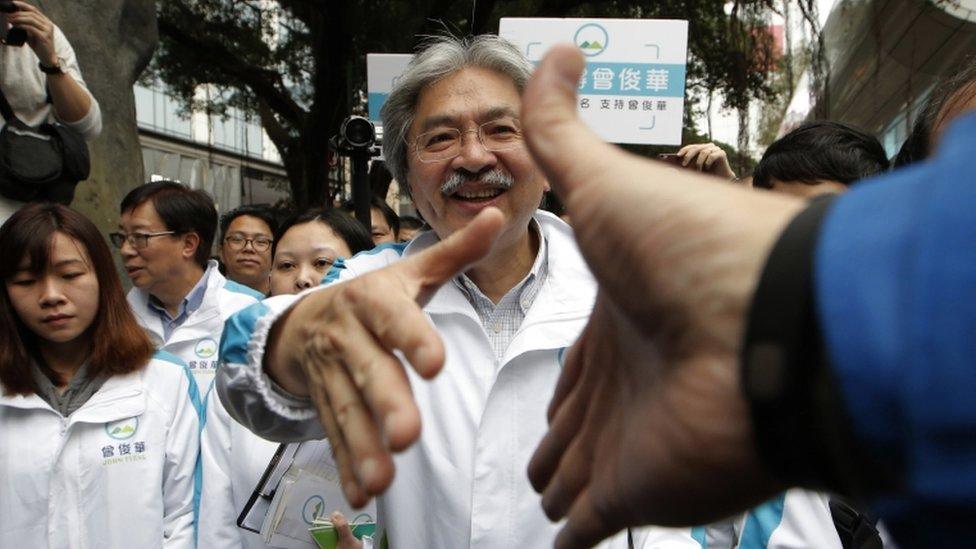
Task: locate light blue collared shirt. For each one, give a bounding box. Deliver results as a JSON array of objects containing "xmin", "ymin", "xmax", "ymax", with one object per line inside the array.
[{"xmin": 148, "ymin": 264, "xmax": 212, "ymax": 341}]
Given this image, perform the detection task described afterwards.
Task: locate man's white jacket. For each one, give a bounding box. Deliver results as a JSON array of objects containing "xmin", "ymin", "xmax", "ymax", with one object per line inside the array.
[
  {"xmin": 0, "ymin": 353, "xmax": 200, "ymax": 548},
  {"xmin": 128, "ymin": 260, "xmax": 263, "ymax": 391},
  {"xmin": 216, "ymin": 212, "xmax": 698, "ymax": 548}
]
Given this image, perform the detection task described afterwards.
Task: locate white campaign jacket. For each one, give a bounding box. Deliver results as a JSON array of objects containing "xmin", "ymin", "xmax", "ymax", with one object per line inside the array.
[
  {"xmin": 216, "ymin": 212, "xmax": 699, "ymax": 549},
  {"xmin": 696, "ymin": 490, "xmax": 844, "ymax": 549},
  {"xmin": 198, "ymin": 385, "xmax": 279, "ymax": 549},
  {"xmin": 0, "ymin": 353, "xmax": 200, "ymax": 548},
  {"xmin": 128, "ymin": 260, "xmax": 264, "ymax": 392}
]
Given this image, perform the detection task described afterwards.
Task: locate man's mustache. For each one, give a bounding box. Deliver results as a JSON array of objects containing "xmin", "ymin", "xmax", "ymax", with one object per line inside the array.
[{"xmin": 440, "ymin": 169, "xmax": 515, "ymax": 196}]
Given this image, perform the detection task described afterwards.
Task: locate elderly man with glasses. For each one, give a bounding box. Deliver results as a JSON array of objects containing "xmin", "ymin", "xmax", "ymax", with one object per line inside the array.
[
  {"xmin": 216, "ymin": 35, "xmax": 698, "ymax": 548},
  {"xmin": 113, "ymin": 180, "xmax": 263, "ymax": 391}
]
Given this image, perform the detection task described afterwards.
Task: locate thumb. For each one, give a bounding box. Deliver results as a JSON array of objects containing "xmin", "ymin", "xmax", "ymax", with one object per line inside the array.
[
  {"xmin": 331, "ymin": 512, "xmax": 364, "ymax": 549},
  {"xmin": 522, "ymin": 44, "xmax": 625, "ymax": 203},
  {"xmin": 399, "ymin": 207, "xmax": 505, "ymax": 303}
]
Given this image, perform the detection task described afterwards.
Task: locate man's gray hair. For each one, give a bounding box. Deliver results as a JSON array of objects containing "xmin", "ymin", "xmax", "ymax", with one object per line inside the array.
[{"xmin": 380, "ymin": 34, "xmax": 534, "ymax": 192}]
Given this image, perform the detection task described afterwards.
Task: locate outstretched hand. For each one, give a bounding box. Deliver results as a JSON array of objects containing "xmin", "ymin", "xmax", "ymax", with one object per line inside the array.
[
  {"xmin": 266, "ymin": 208, "xmax": 505, "ymax": 507},
  {"xmin": 522, "ymin": 44, "xmax": 804, "ymax": 548}
]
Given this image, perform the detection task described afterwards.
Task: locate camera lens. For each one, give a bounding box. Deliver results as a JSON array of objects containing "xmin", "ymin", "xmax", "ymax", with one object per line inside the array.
[{"xmin": 341, "ymin": 116, "xmax": 376, "ymax": 149}]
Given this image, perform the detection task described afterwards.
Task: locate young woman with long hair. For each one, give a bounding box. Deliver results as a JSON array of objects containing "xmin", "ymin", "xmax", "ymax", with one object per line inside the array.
[{"xmin": 0, "ymin": 203, "xmax": 199, "ymax": 547}]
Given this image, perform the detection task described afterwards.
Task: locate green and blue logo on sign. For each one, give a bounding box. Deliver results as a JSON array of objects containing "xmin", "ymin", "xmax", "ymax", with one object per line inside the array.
[{"xmin": 574, "ymin": 23, "xmax": 609, "ymax": 56}]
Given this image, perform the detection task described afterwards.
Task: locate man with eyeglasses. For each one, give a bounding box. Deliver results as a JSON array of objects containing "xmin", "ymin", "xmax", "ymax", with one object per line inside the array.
[
  {"xmin": 115, "ymin": 180, "xmax": 263, "ymax": 391},
  {"xmin": 217, "ymin": 36, "xmax": 694, "ymax": 548},
  {"xmin": 217, "ymin": 205, "xmax": 278, "ymax": 295}
]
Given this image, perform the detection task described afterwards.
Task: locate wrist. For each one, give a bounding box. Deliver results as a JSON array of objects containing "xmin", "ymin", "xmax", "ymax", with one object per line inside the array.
[{"xmin": 38, "ymin": 56, "xmax": 64, "ymax": 75}]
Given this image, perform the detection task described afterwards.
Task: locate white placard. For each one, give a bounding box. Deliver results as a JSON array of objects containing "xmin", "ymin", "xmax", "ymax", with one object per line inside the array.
[
  {"xmin": 500, "ymin": 18, "xmax": 689, "ymax": 145},
  {"xmin": 366, "ymin": 53, "xmax": 413, "ymax": 122}
]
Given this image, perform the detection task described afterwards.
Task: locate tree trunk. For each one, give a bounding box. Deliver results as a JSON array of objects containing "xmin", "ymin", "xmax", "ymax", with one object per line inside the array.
[
  {"xmin": 43, "ymin": 0, "xmax": 157, "ymax": 284},
  {"xmin": 737, "ymin": 103, "xmax": 751, "ymax": 175}
]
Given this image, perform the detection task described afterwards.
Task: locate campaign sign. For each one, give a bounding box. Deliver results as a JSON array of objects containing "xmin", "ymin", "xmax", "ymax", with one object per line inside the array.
[
  {"xmin": 366, "ymin": 53, "xmax": 413, "ymax": 122},
  {"xmin": 500, "ymin": 18, "xmax": 689, "ymax": 145}
]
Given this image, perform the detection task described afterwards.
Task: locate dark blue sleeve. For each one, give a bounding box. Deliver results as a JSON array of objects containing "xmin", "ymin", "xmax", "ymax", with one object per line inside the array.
[{"xmin": 815, "ymin": 113, "xmax": 976, "ymax": 542}]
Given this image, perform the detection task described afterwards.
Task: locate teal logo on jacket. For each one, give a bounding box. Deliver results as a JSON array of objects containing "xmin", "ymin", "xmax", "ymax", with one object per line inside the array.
[
  {"xmin": 105, "ymin": 417, "xmax": 139, "ymax": 440},
  {"xmin": 195, "ymin": 338, "xmax": 217, "ymax": 358}
]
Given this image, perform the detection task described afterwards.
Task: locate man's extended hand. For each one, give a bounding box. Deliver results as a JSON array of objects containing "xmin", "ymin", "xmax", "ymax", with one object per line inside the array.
[
  {"xmin": 521, "ymin": 45, "xmax": 804, "ymax": 547},
  {"xmin": 265, "ymin": 208, "xmax": 505, "ymax": 507}
]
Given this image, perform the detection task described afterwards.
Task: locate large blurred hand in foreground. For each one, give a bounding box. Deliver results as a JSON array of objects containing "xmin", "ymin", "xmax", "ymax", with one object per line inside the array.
[
  {"xmin": 522, "ymin": 45, "xmax": 807, "ymax": 548},
  {"xmin": 265, "ymin": 209, "xmax": 504, "ymax": 507}
]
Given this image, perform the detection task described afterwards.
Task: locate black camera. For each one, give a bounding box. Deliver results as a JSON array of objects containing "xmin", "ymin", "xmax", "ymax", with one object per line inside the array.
[
  {"xmin": 337, "ymin": 116, "xmax": 377, "ymax": 152},
  {"xmin": 0, "ymin": 0, "xmax": 27, "ymax": 47}
]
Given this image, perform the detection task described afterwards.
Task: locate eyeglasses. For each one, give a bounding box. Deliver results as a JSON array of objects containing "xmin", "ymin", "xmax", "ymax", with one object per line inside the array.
[
  {"xmin": 109, "ymin": 231, "xmax": 177, "ymax": 249},
  {"xmin": 224, "ymin": 235, "xmax": 273, "ymax": 252},
  {"xmin": 413, "ymin": 117, "xmax": 523, "ymax": 163}
]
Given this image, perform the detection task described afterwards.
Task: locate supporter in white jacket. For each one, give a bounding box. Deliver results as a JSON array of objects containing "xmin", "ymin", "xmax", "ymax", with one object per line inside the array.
[
  {"xmin": 115, "ymin": 181, "xmax": 263, "ymax": 392},
  {"xmin": 0, "ymin": 203, "xmax": 199, "ymax": 548}
]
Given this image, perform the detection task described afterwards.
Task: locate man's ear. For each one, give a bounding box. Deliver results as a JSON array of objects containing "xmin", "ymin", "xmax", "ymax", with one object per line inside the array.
[{"xmin": 182, "ymin": 232, "xmax": 201, "ymax": 261}]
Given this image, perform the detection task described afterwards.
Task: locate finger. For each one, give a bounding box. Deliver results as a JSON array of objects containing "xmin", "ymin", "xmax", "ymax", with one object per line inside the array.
[
  {"xmin": 554, "ymin": 488, "xmax": 624, "ymax": 549},
  {"xmin": 304, "ymin": 365, "xmax": 369, "ymax": 507},
  {"xmin": 542, "ymin": 400, "xmax": 602, "ymax": 521},
  {"xmin": 11, "ymin": 1, "xmax": 41, "ymax": 14},
  {"xmin": 528, "ymin": 373, "xmax": 590, "ymax": 493},
  {"xmin": 523, "ymin": 44, "xmax": 621, "ymax": 202},
  {"xmin": 696, "ymin": 148, "xmax": 712, "ymax": 170},
  {"xmin": 312, "ymin": 328, "xmax": 397, "ymax": 496},
  {"xmin": 332, "ymin": 303, "xmax": 422, "ymax": 452},
  {"xmin": 400, "ymin": 206, "xmax": 505, "ymax": 299},
  {"xmin": 302, "ymin": 332, "xmax": 384, "ymax": 504},
  {"xmin": 704, "ymin": 150, "xmax": 720, "ymax": 169},
  {"xmin": 332, "ymin": 512, "xmax": 364, "ymax": 549},
  {"xmin": 679, "ymin": 144, "xmax": 706, "ymax": 166}
]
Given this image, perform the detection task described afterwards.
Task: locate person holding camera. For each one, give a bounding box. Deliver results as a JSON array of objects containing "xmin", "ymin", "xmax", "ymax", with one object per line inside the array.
[{"xmin": 0, "ymin": 0, "xmax": 101, "ymax": 221}]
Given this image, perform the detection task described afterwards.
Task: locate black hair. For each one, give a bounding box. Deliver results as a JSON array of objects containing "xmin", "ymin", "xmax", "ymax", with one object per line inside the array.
[
  {"xmin": 219, "ymin": 204, "xmax": 279, "ymax": 241},
  {"xmin": 752, "ymin": 121, "xmax": 889, "ymax": 190},
  {"xmin": 119, "ymin": 180, "xmax": 217, "ymax": 268},
  {"xmin": 272, "ymin": 208, "xmax": 374, "ymax": 259},
  {"xmin": 341, "ymin": 195, "xmax": 401, "ymax": 237},
  {"xmin": 894, "ymin": 56, "xmax": 976, "ymax": 168}
]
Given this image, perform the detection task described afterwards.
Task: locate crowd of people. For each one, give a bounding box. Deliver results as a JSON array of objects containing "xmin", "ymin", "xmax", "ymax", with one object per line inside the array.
[{"xmin": 2, "ymin": 3, "xmax": 976, "ymax": 549}]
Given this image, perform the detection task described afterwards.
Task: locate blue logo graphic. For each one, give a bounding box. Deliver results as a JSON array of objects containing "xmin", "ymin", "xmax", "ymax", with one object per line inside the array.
[
  {"xmin": 302, "ymin": 495, "xmax": 326, "ymax": 525},
  {"xmin": 574, "ymin": 23, "xmax": 609, "ymax": 57},
  {"xmin": 105, "ymin": 417, "xmax": 139, "ymax": 440}
]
